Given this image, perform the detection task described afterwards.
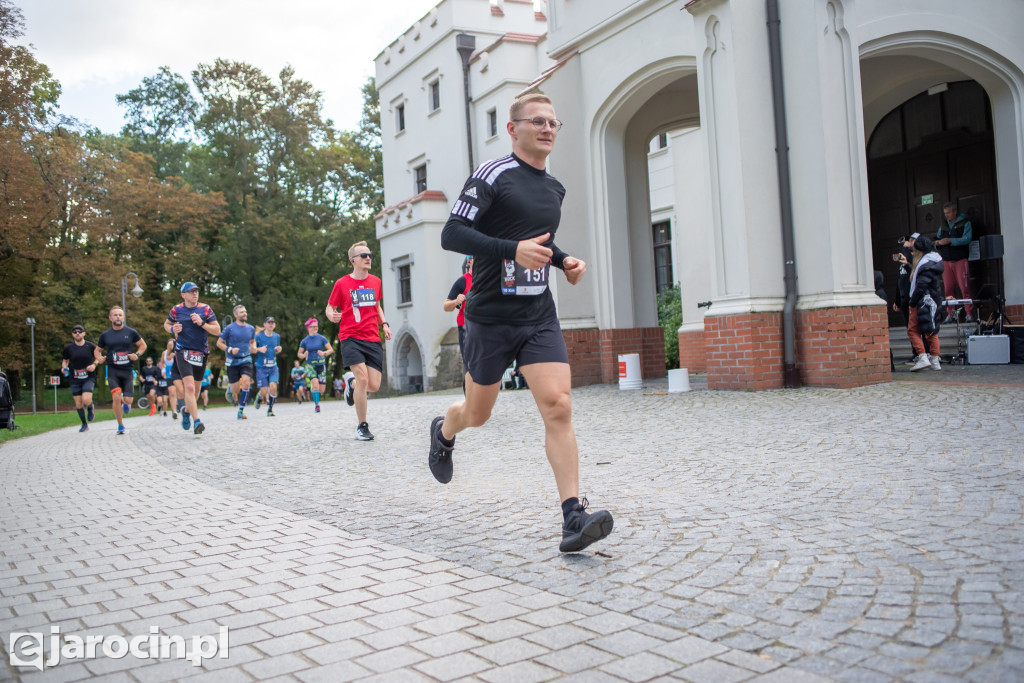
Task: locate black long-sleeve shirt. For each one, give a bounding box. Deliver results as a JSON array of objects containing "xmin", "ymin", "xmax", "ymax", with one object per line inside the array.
[{"xmin": 441, "ymin": 153, "xmax": 568, "ymax": 325}]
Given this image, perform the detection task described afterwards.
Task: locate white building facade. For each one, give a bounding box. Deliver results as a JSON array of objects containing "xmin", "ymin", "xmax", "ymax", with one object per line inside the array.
[
  {"xmin": 376, "ymin": 0, "xmax": 1024, "ymax": 392},
  {"xmin": 374, "ymin": 0, "xmax": 553, "ymax": 393}
]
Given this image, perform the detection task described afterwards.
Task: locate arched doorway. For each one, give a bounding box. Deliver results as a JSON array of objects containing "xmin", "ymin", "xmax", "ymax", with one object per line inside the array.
[
  {"xmin": 395, "ymin": 333, "xmax": 424, "ymax": 394},
  {"xmin": 866, "ymin": 80, "xmax": 1000, "ymax": 327},
  {"xmin": 589, "ymin": 60, "xmax": 705, "ymax": 364},
  {"xmin": 860, "ymin": 32, "xmax": 1024, "ymax": 323}
]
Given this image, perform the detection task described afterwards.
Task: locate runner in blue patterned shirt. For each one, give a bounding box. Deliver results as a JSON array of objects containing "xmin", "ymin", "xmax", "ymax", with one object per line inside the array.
[{"xmin": 164, "ymin": 282, "xmax": 220, "ymax": 434}]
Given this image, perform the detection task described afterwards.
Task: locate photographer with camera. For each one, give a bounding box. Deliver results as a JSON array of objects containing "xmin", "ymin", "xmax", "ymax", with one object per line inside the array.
[{"xmin": 891, "ymin": 233, "xmax": 917, "ymax": 327}]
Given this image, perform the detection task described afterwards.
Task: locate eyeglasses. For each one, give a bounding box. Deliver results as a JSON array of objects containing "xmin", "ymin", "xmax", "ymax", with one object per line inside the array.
[
  {"xmin": 352, "ymin": 252, "xmax": 373, "ymax": 260},
  {"xmin": 72, "ymin": 330, "xmax": 84, "ymax": 334},
  {"xmin": 513, "ymin": 117, "xmax": 563, "ymax": 131}
]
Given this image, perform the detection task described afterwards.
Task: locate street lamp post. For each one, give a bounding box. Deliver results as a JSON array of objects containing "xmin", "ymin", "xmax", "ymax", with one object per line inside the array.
[
  {"xmin": 25, "ymin": 318, "xmax": 36, "ymax": 414},
  {"xmin": 121, "ymin": 272, "xmax": 144, "ymax": 324}
]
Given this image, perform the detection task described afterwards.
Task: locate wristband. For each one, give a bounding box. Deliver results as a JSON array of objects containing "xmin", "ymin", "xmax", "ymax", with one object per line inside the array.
[{"xmin": 382, "ymin": 322, "xmax": 390, "ymax": 327}]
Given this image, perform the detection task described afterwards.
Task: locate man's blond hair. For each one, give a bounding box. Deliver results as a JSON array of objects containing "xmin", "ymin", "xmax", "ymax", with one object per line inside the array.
[
  {"xmin": 348, "ymin": 241, "xmax": 368, "ymax": 259},
  {"xmin": 509, "ymin": 92, "xmax": 552, "ymax": 121}
]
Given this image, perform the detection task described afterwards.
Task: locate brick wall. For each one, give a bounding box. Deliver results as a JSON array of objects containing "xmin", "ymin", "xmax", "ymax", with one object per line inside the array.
[
  {"xmin": 705, "ymin": 305, "xmax": 890, "ymax": 390},
  {"xmin": 563, "ymin": 327, "xmax": 666, "ymax": 386},
  {"xmin": 678, "ymin": 330, "xmax": 708, "ymax": 373},
  {"xmin": 705, "ymin": 312, "xmax": 786, "ymax": 391},
  {"xmin": 1006, "ymin": 303, "xmax": 1024, "ymax": 322},
  {"xmin": 796, "ymin": 306, "xmax": 890, "ymax": 388},
  {"xmin": 563, "ymin": 328, "xmax": 602, "ymax": 387}
]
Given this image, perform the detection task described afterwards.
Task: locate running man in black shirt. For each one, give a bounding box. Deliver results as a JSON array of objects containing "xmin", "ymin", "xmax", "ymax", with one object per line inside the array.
[
  {"xmin": 139, "ymin": 357, "xmax": 160, "ymax": 416},
  {"xmin": 62, "ymin": 324, "xmax": 98, "ymax": 432},
  {"xmin": 95, "ymin": 306, "xmax": 147, "ymax": 435},
  {"xmin": 428, "ymin": 92, "xmax": 614, "ymax": 553}
]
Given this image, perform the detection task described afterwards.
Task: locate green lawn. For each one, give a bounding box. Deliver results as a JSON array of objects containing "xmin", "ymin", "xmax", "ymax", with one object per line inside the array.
[{"xmin": 0, "ymin": 410, "xmax": 119, "ymax": 443}]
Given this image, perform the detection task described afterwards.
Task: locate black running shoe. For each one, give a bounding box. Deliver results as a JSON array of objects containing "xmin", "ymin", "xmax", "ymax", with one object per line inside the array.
[
  {"xmin": 559, "ymin": 498, "xmax": 614, "ymax": 553},
  {"xmin": 428, "ymin": 416, "xmax": 453, "ymax": 484},
  {"xmin": 355, "ymin": 422, "xmax": 374, "ymax": 441}
]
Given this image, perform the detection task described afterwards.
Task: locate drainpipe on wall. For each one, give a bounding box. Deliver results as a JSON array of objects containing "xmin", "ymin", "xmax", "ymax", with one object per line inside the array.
[
  {"xmin": 766, "ymin": 0, "xmax": 801, "ymax": 387},
  {"xmin": 456, "ymin": 33, "xmax": 477, "ymax": 173}
]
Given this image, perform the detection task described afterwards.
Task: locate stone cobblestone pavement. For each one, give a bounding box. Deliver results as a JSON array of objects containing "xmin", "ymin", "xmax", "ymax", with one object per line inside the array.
[{"xmin": 2, "ymin": 376, "xmax": 1022, "ymax": 682}]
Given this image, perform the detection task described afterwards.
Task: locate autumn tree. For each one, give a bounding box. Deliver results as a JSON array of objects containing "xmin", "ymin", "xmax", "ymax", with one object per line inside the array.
[{"xmin": 1, "ymin": 1, "xmax": 225, "ymax": 397}]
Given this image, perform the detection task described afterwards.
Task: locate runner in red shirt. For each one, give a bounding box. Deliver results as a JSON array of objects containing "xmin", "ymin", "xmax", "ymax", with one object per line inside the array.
[
  {"xmin": 325, "ymin": 240, "xmax": 392, "ymax": 441},
  {"xmin": 443, "ymin": 255, "xmax": 474, "ymax": 363}
]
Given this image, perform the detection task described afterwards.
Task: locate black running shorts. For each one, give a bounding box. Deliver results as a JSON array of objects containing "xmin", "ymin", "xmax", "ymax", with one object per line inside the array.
[
  {"xmin": 226, "ymin": 362, "xmax": 254, "ymax": 384},
  {"xmin": 173, "ymin": 349, "xmax": 208, "ymax": 382},
  {"xmin": 463, "ymin": 317, "xmax": 569, "ymax": 386},
  {"xmin": 340, "ymin": 338, "xmax": 383, "ymax": 373},
  {"xmin": 70, "ymin": 377, "xmax": 96, "ymax": 396},
  {"xmin": 107, "ymin": 367, "xmax": 134, "ymax": 397}
]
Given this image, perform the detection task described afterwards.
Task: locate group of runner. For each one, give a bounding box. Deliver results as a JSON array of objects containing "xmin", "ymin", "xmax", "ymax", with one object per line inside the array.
[
  {"xmin": 61, "ymin": 92, "xmax": 612, "ymax": 552},
  {"xmin": 61, "ymin": 242, "xmax": 389, "ymax": 442}
]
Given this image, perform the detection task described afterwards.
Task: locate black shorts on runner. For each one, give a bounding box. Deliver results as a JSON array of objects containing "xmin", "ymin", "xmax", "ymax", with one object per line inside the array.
[
  {"xmin": 173, "ymin": 349, "xmax": 208, "ymax": 382},
  {"xmin": 156, "ymin": 385, "xmax": 169, "ymax": 397},
  {"xmin": 141, "ymin": 381, "xmax": 155, "ymax": 395},
  {"xmin": 107, "ymin": 367, "xmax": 135, "ymax": 397},
  {"xmin": 226, "ymin": 362, "xmax": 254, "ymax": 384},
  {"xmin": 340, "ymin": 338, "xmax": 384, "ymax": 373},
  {"xmin": 70, "ymin": 377, "xmax": 96, "ymax": 396},
  {"xmin": 463, "ymin": 317, "xmax": 569, "ymax": 386}
]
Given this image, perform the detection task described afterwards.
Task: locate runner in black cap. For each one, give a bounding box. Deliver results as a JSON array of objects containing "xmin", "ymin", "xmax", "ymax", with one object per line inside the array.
[{"xmin": 61, "ymin": 324, "xmax": 99, "ymax": 432}]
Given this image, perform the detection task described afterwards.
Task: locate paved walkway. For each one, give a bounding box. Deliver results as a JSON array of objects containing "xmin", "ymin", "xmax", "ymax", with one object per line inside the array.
[{"xmin": 2, "ymin": 375, "xmax": 1022, "ymax": 682}]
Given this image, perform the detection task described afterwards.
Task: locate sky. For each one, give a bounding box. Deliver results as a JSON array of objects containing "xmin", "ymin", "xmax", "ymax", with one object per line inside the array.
[{"xmin": 16, "ymin": 0, "xmax": 442, "ymax": 133}]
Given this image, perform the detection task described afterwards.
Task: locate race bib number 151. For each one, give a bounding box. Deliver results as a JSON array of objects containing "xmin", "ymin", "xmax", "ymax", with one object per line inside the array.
[{"xmin": 501, "ymin": 260, "xmax": 549, "ymax": 296}]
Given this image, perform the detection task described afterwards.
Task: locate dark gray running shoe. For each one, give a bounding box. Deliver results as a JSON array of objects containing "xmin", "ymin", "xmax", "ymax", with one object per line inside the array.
[
  {"xmin": 428, "ymin": 416, "xmax": 453, "ymax": 484},
  {"xmin": 559, "ymin": 498, "xmax": 614, "ymax": 552},
  {"xmin": 355, "ymin": 422, "xmax": 374, "ymax": 441}
]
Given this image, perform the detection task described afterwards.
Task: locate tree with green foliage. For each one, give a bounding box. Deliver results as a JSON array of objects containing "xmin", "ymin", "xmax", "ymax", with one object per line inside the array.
[{"xmin": 116, "ymin": 66, "xmax": 197, "ymax": 179}]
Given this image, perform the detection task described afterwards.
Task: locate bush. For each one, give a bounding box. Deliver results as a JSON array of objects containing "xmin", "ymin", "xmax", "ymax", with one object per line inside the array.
[{"xmin": 657, "ymin": 286, "xmax": 682, "ymax": 370}]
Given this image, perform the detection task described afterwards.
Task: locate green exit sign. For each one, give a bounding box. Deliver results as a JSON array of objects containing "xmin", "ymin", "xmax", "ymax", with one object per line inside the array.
[{"xmin": 921, "ymin": 193, "xmax": 934, "ymax": 205}]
